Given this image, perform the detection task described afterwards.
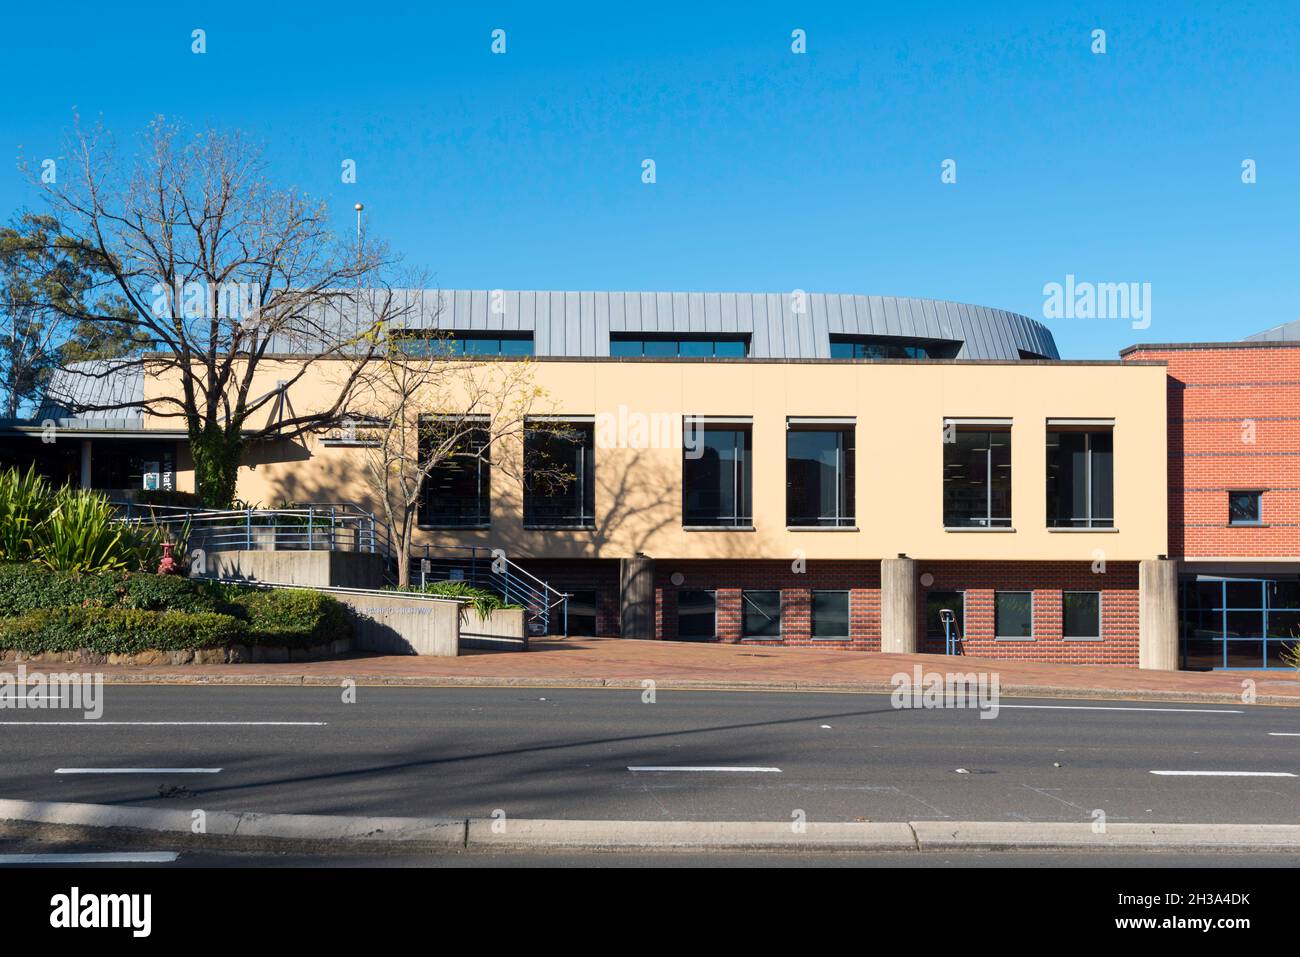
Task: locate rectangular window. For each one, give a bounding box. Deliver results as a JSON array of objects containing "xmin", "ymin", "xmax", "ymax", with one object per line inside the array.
[
  {"xmin": 812, "ymin": 591, "xmax": 849, "ymax": 639},
  {"xmin": 392, "ymin": 331, "xmax": 534, "ymax": 357},
  {"xmin": 1228, "ymin": 490, "xmax": 1262, "ymax": 525},
  {"xmin": 1046, "ymin": 428, "xmax": 1114, "ymax": 528},
  {"xmin": 742, "ymin": 590, "xmax": 782, "ymax": 639},
  {"xmin": 610, "ymin": 335, "xmax": 749, "ymax": 358},
  {"xmin": 829, "ymin": 335, "xmax": 962, "ymax": 359},
  {"xmin": 677, "ymin": 590, "xmax": 716, "ymax": 640},
  {"xmin": 943, "ymin": 425, "xmax": 1012, "ymax": 528},
  {"xmin": 1062, "ymin": 591, "xmax": 1101, "ymax": 639},
  {"xmin": 786, "ymin": 421, "xmax": 855, "ymax": 527},
  {"xmin": 995, "ymin": 591, "xmax": 1034, "ymax": 639},
  {"xmin": 683, "ymin": 419, "xmax": 753, "ymax": 527},
  {"xmin": 523, "ymin": 421, "xmax": 595, "ymax": 527},
  {"xmin": 925, "ymin": 590, "xmax": 965, "ymax": 639},
  {"xmin": 418, "ymin": 418, "xmax": 491, "ymax": 527}
]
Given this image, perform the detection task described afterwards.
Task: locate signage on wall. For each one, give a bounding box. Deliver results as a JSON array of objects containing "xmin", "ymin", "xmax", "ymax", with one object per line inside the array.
[{"xmin": 143, "ymin": 462, "xmax": 160, "ymax": 490}]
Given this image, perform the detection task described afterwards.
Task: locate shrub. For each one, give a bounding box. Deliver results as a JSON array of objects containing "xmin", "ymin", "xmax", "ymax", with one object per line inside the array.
[
  {"xmin": 218, "ymin": 586, "xmax": 353, "ymax": 645},
  {"xmin": 0, "ymin": 465, "xmax": 48, "ymax": 562},
  {"xmin": 405, "ymin": 580, "xmax": 519, "ymax": 617},
  {"xmin": 0, "ymin": 563, "xmax": 222, "ymax": 617},
  {"xmin": 0, "ymin": 607, "xmax": 245, "ymax": 655}
]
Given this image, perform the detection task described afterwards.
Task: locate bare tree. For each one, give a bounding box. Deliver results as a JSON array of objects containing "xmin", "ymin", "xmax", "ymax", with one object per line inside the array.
[
  {"xmin": 31, "ymin": 115, "xmax": 415, "ymax": 505},
  {"xmin": 349, "ymin": 333, "xmax": 564, "ymax": 587}
]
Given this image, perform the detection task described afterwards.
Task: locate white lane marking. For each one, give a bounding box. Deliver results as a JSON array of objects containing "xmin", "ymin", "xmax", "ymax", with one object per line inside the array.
[
  {"xmin": 1268, "ymin": 732, "xmax": 1300, "ymax": 736},
  {"xmin": 627, "ymin": 766, "xmax": 782, "ymax": 773},
  {"xmin": 0, "ymin": 852, "xmax": 178, "ymax": 864},
  {"xmin": 1150, "ymin": 770, "xmax": 1297, "ymax": 777},
  {"xmin": 0, "ymin": 721, "xmax": 326, "ymax": 726},
  {"xmin": 999, "ymin": 705, "xmax": 1242, "ymax": 714},
  {"xmin": 55, "ymin": 767, "xmax": 222, "ymax": 774}
]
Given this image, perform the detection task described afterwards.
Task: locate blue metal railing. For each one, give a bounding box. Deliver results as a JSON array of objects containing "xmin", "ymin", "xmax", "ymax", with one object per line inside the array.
[{"xmin": 411, "ymin": 543, "xmax": 568, "ymax": 636}]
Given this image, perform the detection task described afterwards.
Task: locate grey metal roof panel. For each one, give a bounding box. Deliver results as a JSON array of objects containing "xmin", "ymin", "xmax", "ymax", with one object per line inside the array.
[
  {"xmin": 1243, "ymin": 319, "xmax": 1300, "ymax": 342},
  {"xmin": 409, "ymin": 290, "xmax": 1061, "ymax": 359}
]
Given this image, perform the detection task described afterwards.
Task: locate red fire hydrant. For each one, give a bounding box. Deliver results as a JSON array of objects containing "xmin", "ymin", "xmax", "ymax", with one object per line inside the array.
[{"xmin": 158, "ymin": 541, "xmax": 178, "ymax": 576}]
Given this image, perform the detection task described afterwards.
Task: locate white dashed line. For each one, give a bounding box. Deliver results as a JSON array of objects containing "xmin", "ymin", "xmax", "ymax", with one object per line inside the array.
[{"xmin": 55, "ymin": 768, "xmax": 223, "ymax": 774}]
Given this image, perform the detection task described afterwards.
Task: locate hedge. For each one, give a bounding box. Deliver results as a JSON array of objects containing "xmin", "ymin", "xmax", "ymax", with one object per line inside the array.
[
  {"xmin": 0, "ymin": 607, "xmax": 245, "ymax": 655},
  {"xmin": 0, "ymin": 562, "xmax": 222, "ymax": 616},
  {"xmin": 220, "ymin": 587, "xmax": 354, "ymax": 645},
  {"xmin": 0, "ymin": 563, "xmax": 354, "ymax": 652}
]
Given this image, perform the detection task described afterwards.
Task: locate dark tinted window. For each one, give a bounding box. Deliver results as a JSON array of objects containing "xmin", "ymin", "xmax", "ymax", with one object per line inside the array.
[
  {"xmin": 677, "ymin": 590, "xmax": 716, "ymax": 639},
  {"xmin": 683, "ymin": 423, "xmax": 752, "ymax": 526},
  {"xmin": 787, "ymin": 426, "xmax": 855, "ymax": 526},
  {"xmin": 1063, "ymin": 592, "xmax": 1101, "ymax": 638},
  {"xmin": 812, "ymin": 591, "xmax": 849, "ymax": 638},
  {"xmin": 944, "ymin": 428, "xmax": 1012, "ymax": 528},
  {"xmin": 418, "ymin": 421, "xmax": 491, "ymax": 526},
  {"xmin": 926, "ymin": 591, "xmax": 965, "ymax": 639},
  {"xmin": 995, "ymin": 591, "xmax": 1033, "ymax": 638},
  {"xmin": 742, "ymin": 591, "xmax": 781, "ymax": 638},
  {"xmin": 1228, "ymin": 491, "xmax": 1262, "ymax": 525},
  {"xmin": 524, "ymin": 423, "xmax": 595, "ymax": 527}
]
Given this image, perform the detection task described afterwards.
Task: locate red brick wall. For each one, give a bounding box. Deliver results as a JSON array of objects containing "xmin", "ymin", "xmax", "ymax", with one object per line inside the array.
[
  {"xmin": 527, "ymin": 557, "xmax": 1140, "ymax": 665},
  {"xmin": 918, "ymin": 560, "xmax": 1139, "ymax": 665},
  {"xmin": 1123, "ymin": 345, "xmax": 1300, "ymax": 558}
]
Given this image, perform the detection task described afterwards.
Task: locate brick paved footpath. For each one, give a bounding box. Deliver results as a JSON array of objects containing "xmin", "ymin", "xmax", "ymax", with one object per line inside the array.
[{"xmin": 81, "ymin": 638, "xmax": 1300, "ymax": 706}]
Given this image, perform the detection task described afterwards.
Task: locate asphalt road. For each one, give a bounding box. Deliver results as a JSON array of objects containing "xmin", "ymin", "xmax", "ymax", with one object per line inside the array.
[{"xmin": 0, "ymin": 686, "xmax": 1296, "ymax": 827}]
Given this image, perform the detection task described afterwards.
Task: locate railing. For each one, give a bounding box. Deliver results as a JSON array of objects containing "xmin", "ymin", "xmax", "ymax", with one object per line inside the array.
[
  {"xmin": 110, "ymin": 502, "xmax": 382, "ymax": 554},
  {"xmin": 411, "ymin": 543, "xmax": 569, "ymax": 637}
]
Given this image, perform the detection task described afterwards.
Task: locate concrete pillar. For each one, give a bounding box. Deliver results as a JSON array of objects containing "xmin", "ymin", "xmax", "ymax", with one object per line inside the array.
[
  {"xmin": 880, "ymin": 557, "xmax": 918, "ymax": 654},
  {"xmin": 79, "ymin": 439, "xmax": 92, "ymax": 489},
  {"xmin": 1139, "ymin": 558, "xmax": 1180, "ymax": 670},
  {"xmin": 620, "ymin": 556, "xmax": 656, "ymax": 640}
]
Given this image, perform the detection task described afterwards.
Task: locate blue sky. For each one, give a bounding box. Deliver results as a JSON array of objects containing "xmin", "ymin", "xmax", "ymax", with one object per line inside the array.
[{"xmin": 2, "ymin": 1, "xmax": 1297, "ymax": 358}]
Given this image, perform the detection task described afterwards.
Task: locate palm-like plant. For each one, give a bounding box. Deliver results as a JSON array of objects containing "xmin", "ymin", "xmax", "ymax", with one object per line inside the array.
[
  {"xmin": 32, "ymin": 486, "xmax": 128, "ymax": 573},
  {"xmin": 0, "ymin": 465, "xmax": 50, "ymax": 562}
]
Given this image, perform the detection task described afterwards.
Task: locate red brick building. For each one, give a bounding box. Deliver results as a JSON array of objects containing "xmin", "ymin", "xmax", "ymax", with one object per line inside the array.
[{"xmin": 1122, "ymin": 340, "xmax": 1300, "ymax": 669}]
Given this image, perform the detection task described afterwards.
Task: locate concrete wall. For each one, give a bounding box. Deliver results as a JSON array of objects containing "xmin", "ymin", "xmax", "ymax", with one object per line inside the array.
[
  {"xmin": 459, "ymin": 607, "xmax": 527, "ymax": 650},
  {"xmin": 195, "ymin": 550, "xmax": 386, "ymax": 589},
  {"xmin": 328, "ymin": 590, "xmax": 461, "ymax": 656}
]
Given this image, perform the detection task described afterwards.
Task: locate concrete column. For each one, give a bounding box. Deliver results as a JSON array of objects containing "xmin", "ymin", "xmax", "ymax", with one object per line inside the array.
[
  {"xmin": 620, "ymin": 556, "xmax": 656, "ymax": 640},
  {"xmin": 79, "ymin": 439, "xmax": 92, "ymax": 489},
  {"xmin": 880, "ymin": 557, "xmax": 918, "ymax": 654},
  {"xmin": 1139, "ymin": 558, "xmax": 1180, "ymax": 670}
]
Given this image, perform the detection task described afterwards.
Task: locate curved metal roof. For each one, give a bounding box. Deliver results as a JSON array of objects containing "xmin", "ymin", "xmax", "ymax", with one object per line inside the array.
[{"xmin": 360, "ymin": 290, "xmax": 1058, "ymax": 361}]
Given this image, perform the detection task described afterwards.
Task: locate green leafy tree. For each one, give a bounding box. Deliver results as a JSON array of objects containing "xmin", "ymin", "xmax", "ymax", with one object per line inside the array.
[{"xmin": 0, "ymin": 212, "xmax": 144, "ymax": 419}]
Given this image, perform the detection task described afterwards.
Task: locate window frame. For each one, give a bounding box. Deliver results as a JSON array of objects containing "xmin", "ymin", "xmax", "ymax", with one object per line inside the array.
[
  {"xmin": 1062, "ymin": 590, "xmax": 1103, "ymax": 641},
  {"xmin": 416, "ymin": 416, "xmax": 492, "ymax": 529},
  {"xmin": 1227, "ymin": 490, "xmax": 1263, "ymax": 526},
  {"xmin": 682, "ymin": 417, "xmax": 754, "ymax": 528},
  {"xmin": 785, "ymin": 419, "xmax": 856, "ymax": 528},
  {"xmin": 811, "ymin": 589, "xmax": 851, "ymax": 640},
  {"xmin": 1046, "ymin": 426, "xmax": 1115, "ymax": 529},
  {"xmin": 522, "ymin": 419, "xmax": 596, "ymax": 529},
  {"xmin": 943, "ymin": 422, "xmax": 1013, "ymax": 530},
  {"xmin": 741, "ymin": 589, "xmax": 783, "ymax": 640},
  {"xmin": 676, "ymin": 589, "xmax": 718, "ymax": 640},
  {"xmin": 925, "ymin": 589, "xmax": 966, "ymax": 641},
  {"xmin": 994, "ymin": 590, "xmax": 1035, "ymax": 640}
]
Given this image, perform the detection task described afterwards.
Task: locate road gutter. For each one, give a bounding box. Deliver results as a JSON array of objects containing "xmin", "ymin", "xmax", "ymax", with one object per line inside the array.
[{"xmin": 2, "ymin": 799, "xmax": 1299, "ymax": 854}]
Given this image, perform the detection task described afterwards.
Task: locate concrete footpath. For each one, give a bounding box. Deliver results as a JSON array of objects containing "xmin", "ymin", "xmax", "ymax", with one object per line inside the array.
[
  {"xmin": 73, "ymin": 638, "xmax": 1300, "ymax": 707},
  {"xmin": 2, "ymin": 799, "xmax": 1299, "ymax": 854}
]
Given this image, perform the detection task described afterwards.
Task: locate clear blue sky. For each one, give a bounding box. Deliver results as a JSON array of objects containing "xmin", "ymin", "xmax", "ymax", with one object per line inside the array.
[{"xmin": 3, "ymin": 1, "xmax": 1296, "ymax": 358}]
